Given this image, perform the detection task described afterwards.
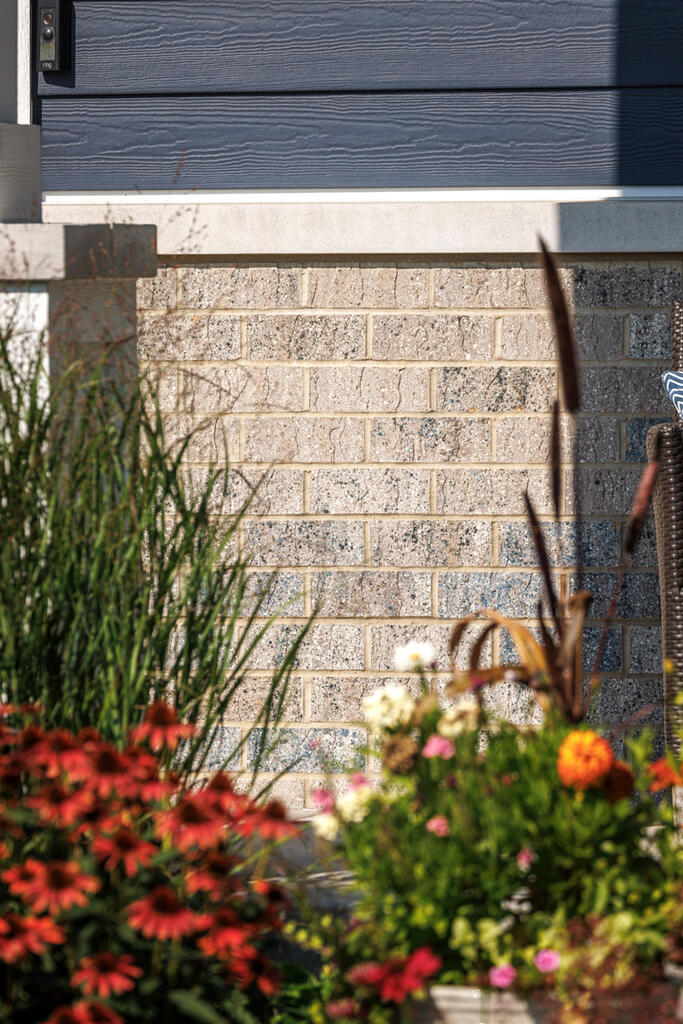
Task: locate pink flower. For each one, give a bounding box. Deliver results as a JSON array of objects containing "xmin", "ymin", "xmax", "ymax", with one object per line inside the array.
[
  {"xmin": 311, "ymin": 788, "xmax": 335, "ymax": 813},
  {"xmin": 422, "ymin": 735, "xmax": 455, "ymax": 759},
  {"xmin": 534, "ymin": 949, "xmax": 560, "ymax": 974},
  {"xmin": 426, "ymin": 816, "xmax": 449, "ymax": 837},
  {"xmin": 349, "ymin": 772, "xmax": 370, "ymax": 791},
  {"xmin": 489, "ymin": 964, "xmax": 517, "ymax": 989},
  {"xmin": 326, "ymin": 999, "xmax": 359, "ymax": 1019},
  {"xmin": 516, "ymin": 847, "xmax": 536, "ymax": 872}
]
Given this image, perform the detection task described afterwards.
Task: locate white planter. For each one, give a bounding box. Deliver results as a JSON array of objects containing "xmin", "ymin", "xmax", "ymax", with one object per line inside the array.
[{"xmin": 410, "ymin": 986, "xmax": 539, "ymax": 1024}]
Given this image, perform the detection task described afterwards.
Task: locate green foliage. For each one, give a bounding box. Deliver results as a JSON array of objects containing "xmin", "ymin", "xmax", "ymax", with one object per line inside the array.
[{"xmin": 0, "ymin": 327, "xmax": 312, "ymax": 781}]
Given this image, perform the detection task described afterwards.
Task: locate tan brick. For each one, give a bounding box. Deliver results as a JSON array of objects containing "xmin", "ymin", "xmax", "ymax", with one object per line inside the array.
[
  {"xmin": 178, "ymin": 265, "xmax": 301, "ymax": 309},
  {"xmin": 136, "ymin": 267, "xmax": 177, "ymax": 310},
  {"xmin": 369, "ymin": 416, "xmax": 490, "ymax": 462},
  {"xmin": 369, "ymin": 520, "xmax": 492, "ymax": 567},
  {"xmin": 245, "ymin": 571, "xmax": 305, "ymax": 617},
  {"xmin": 232, "ymin": 774, "xmax": 305, "ymax": 812},
  {"xmin": 438, "ymin": 367, "xmax": 556, "ymax": 413},
  {"xmin": 188, "ymin": 467, "xmax": 303, "ymax": 515},
  {"xmin": 433, "ymin": 266, "xmax": 573, "ymax": 308},
  {"xmin": 307, "ymin": 264, "xmax": 428, "ymax": 308},
  {"xmin": 310, "ymin": 366, "xmax": 429, "ymax": 413},
  {"xmin": 312, "ymin": 570, "xmax": 431, "ymax": 617},
  {"xmin": 370, "ymin": 624, "xmax": 452, "ymax": 671},
  {"xmin": 495, "ymin": 415, "xmax": 620, "ymax": 464},
  {"xmin": 225, "ymin": 676, "xmax": 304, "ymax": 722},
  {"xmin": 139, "ymin": 312, "xmax": 240, "ymax": 361},
  {"xmin": 500, "ymin": 315, "xmax": 554, "ymax": 360},
  {"xmin": 372, "ymin": 314, "xmax": 494, "ymax": 360},
  {"xmin": 183, "ymin": 366, "xmax": 303, "ymax": 413},
  {"xmin": 243, "ymin": 416, "xmax": 364, "ymax": 463},
  {"xmin": 245, "ymin": 314, "xmax": 364, "ymax": 359},
  {"xmin": 245, "ymin": 520, "xmax": 365, "ymax": 567},
  {"xmin": 309, "ymin": 675, "xmax": 426, "ymax": 722},
  {"xmin": 143, "ymin": 366, "xmax": 178, "ymax": 412},
  {"xmin": 248, "ymin": 624, "xmax": 365, "ymax": 671},
  {"xmin": 311, "ymin": 468, "xmax": 430, "ymax": 514},
  {"xmin": 163, "ymin": 414, "xmax": 239, "ymax": 462},
  {"xmin": 436, "ymin": 468, "xmax": 553, "ymax": 515}
]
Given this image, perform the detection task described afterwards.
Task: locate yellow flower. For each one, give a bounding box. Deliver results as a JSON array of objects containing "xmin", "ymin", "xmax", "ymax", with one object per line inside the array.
[
  {"xmin": 557, "ymin": 730, "xmax": 614, "ymax": 790},
  {"xmin": 664, "ymin": 658, "xmax": 676, "ymax": 676}
]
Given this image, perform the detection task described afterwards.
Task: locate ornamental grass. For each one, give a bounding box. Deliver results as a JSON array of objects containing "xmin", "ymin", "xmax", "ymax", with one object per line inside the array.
[{"xmin": 0, "ymin": 702, "xmax": 297, "ymax": 1024}]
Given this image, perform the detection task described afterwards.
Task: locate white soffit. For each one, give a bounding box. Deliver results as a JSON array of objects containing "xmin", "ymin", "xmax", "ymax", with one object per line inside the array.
[{"xmin": 42, "ymin": 188, "xmax": 683, "ymax": 256}]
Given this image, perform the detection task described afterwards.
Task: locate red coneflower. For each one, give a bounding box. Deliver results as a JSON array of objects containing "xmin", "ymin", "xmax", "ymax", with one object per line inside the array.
[
  {"xmin": 69, "ymin": 801, "xmax": 114, "ymax": 840},
  {"xmin": 85, "ymin": 746, "xmax": 135, "ymax": 800},
  {"xmin": 0, "ymin": 913, "xmax": 64, "ymax": 962},
  {"xmin": 240, "ymin": 800, "xmax": 298, "ymax": 841},
  {"xmin": 125, "ymin": 747, "xmax": 174, "ymax": 803},
  {"xmin": 16, "ymin": 860, "xmax": 100, "ymax": 915},
  {"xmin": 71, "ymin": 951, "xmax": 143, "ymax": 998},
  {"xmin": 126, "ymin": 886, "xmax": 211, "ymax": 941},
  {"xmin": 129, "ymin": 701, "xmax": 195, "ymax": 752},
  {"xmin": 197, "ymin": 908, "xmax": 259, "ymax": 960},
  {"xmin": 27, "ymin": 730, "xmax": 92, "ymax": 780},
  {"xmin": 42, "ymin": 1007, "xmax": 90, "ymax": 1024},
  {"xmin": 155, "ymin": 792, "xmax": 225, "ymax": 851},
  {"xmin": 185, "ymin": 851, "xmax": 239, "ymax": 900},
  {"xmin": 92, "ymin": 826, "xmax": 157, "ymax": 877},
  {"xmin": 2, "ymin": 858, "xmax": 44, "ymax": 900},
  {"xmin": 76, "ymin": 1003, "xmax": 124, "ymax": 1024},
  {"xmin": 27, "ymin": 782, "xmax": 93, "ymax": 828}
]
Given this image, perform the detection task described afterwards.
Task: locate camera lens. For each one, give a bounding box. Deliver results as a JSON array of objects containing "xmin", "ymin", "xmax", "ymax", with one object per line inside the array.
[
  {"xmin": 42, "ymin": 26, "xmax": 54, "ymax": 40},
  {"xmin": 42, "ymin": 11, "xmax": 54, "ymax": 24}
]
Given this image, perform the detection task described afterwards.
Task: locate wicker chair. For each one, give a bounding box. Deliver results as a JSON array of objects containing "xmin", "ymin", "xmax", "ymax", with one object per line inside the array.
[{"xmin": 646, "ymin": 301, "xmax": 683, "ymax": 751}]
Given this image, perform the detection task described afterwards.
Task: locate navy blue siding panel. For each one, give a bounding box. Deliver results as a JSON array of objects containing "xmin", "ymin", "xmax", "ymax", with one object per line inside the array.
[
  {"xmin": 39, "ymin": 89, "xmax": 683, "ymax": 191},
  {"xmin": 36, "ymin": 0, "xmax": 683, "ymax": 96}
]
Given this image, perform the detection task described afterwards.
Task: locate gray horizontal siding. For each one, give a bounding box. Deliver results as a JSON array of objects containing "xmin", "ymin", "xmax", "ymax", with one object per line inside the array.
[
  {"xmin": 39, "ymin": 89, "xmax": 683, "ymax": 191},
  {"xmin": 37, "ymin": 0, "xmax": 683, "ymax": 95}
]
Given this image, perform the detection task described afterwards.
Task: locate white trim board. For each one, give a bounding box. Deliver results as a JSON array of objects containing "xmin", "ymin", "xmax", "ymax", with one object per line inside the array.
[{"xmin": 42, "ymin": 194, "xmax": 683, "ymax": 256}]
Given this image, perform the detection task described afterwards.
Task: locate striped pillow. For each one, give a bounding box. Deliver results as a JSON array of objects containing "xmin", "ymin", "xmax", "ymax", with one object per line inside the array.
[{"xmin": 663, "ymin": 371, "xmax": 683, "ymax": 417}]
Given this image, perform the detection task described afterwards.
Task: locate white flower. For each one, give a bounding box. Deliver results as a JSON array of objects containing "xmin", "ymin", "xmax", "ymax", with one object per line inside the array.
[
  {"xmin": 393, "ymin": 641, "xmax": 436, "ymax": 673},
  {"xmin": 438, "ymin": 696, "xmax": 480, "ymax": 738},
  {"xmin": 311, "ymin": 812, "xmax": 340, "ymax": 841},
  {"xmin": 362, "ymin": 684, "xmax": 415, "ymax": 733},
  {"xmin": 336, "ymin": 785, "xmax": 373, "ymax": 823}
]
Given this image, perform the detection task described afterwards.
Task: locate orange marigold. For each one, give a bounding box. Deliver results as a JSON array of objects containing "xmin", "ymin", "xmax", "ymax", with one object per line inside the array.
[
  {"xmin": 557, "ymin": 730, "xmax": 614, "ymax": 791},
  {"xmin": 648, "ymin": 758, "xmax": 683, "ymax": 793}
]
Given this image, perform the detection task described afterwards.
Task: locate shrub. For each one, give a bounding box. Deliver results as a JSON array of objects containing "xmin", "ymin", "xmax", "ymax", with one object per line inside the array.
[{"xmin": 0, "ymin": 701, "xmax": 297, "ymax": 1024}]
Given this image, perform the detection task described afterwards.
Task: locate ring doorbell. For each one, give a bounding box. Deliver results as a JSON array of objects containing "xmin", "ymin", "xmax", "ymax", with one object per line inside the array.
[{"xmin": 36, "ymin": 0, "xmax": 69, "ymax": 72}]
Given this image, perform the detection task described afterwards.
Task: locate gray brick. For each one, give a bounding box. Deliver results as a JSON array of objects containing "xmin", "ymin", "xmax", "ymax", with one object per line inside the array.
[
  {"xmin": 307, "ymin": 264, "xmax": 428, "ymax": 308},
  {"xmin": 626, "ymin": 417, "xmax": 669, "ymax": 463},
  {"xmin": 372, "ymin": 314, "xmax": 494, "ymax": 360},
  {"xmin": 310, "ymin": 366, "xmax": 429, "ymax": 413},
  {"xmin": 139, "ymin": 312, "xmax": 240, "ymax": 361},
  {"xmin": 247, "ymin": 727, "xmax": 366, "ymax": 773},
  {"xmin": 495, "ymin": 415, "xmax": 619, "ymax": 464},
  {"xmin": 370, "ymin": 623, "xmax": 452, "ymax": 672},
  {"xmin": 225, "ymin": 676, "xmax": 304, "ymax": 722},
  {"xmin": 198, "ymin": 727, "xmax": 241, "ymax": 771},
  {"xmin": 245, "ymin": 571, "xmax": 305, "ymax": 617},
  {"xmin": 629, "ymin": 312, "xmax": 672, "ymax": 359},
  {"xmin": 438, "ymin": 571, "xmax": 545, "ymax": 619},
  {"xmin": 370, "ymin": 519, "xmax": 492, "ymax": 567},
  {"xmin": 232, "ymin": 774, "xmax": 305, "ymax": 811},
  {"xmin": 630, "ymin": 517, "xmax": 658, "ymax": 569},
  {"xmin": 183, "ymin": 366, "xmax": 304, "ymax": 413},
  {"xmin": 438, "ymin": 367, "xmax": 556, "ymax": 413},
  {"xmin": 580, "ymin": 367, "xmax": 668, "ymax": 414},
  {"xmin": 188, "ymin": 467, "xmax": 303, "ymax": 515},
  {"xmin": 437, "ymin": 468, "xmax": 552, "ymax": 515},
  {"xmin": 591, "ymin": 677, "xmax": 663, "ymax": 736},
  {"xmin": 499, "ymin": 626, "xmax": 622, "ymax": 673},
  {"xmin": 576, "ymin": 314, "xmax": 625, "ymax": 361},
  {"xmin": 629, "ymin": 626, "xmax": 663, "ymax": 673},
  {"xmin": 309, "ymin": 674, "xmax": 432, "ymax": 722},
  {"xmin": 242, "ymin": 416, "xmax": 364, "ymax": 463},
  {"xmin": 311, "ymin": 468, "xmax": 430, "ymax": 514},
  {"xmin": 573, "ymin": 265, "xmax": 681, "ymax": 308},
  {"xmin": 178, "ymin": 265, "xmax": 301, "ymax": 309},
  {"xmin": 433, "ymin": 266, "xmax": 573, "ymax": 308},
  {"xmin": 245, "ymin": 520, "xmax": 365, "ymax": 567},
  {"xmin": 137, "ymin": 267, "xmax": 177, "ymax": 310},
  {"xmin": 248, "ymin": 624, "xmax": 365, "ymax": 671},
  {"xmin": 499, "ymin": 315, "xmax": 554, "ymax": 360},
  {"xmin": 163, "ymin": 414, "xmax": 239, "ymax": 463},
  {"xmin": 498, "ymin": 521, "xmax": 619, "ymax": 569},
  {"xmin": 370, "ymin": 416, "xmax": 490, "ymax": 463},
  {"xmin": 144, "ymin": 366, "xmax": 178, "ymax": 412},
  {"xmin": 570, "ymin": 466, "xmax": 646, "ymax": 515},
  {"xmin": 246, "ymin": 314, "xmax": 365, "ymax": 360},
  {"xmin": 580, "ymin": 572, "xmax": 660, "ymax": 620},
  {"xmin": 312, "ymin": 570, "xmax": 431, "ymax": 617}
]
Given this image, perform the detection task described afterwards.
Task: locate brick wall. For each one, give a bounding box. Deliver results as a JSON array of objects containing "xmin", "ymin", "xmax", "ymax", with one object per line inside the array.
[{"xmin": 136, "ymin": 258, "xmax": 681, "ymax": 811}]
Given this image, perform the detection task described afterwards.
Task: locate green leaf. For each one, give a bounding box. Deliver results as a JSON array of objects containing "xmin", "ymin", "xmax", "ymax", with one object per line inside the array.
[{"xmin": 168, "ymin": 989, "xmax": 226, "ymax": 1024}]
